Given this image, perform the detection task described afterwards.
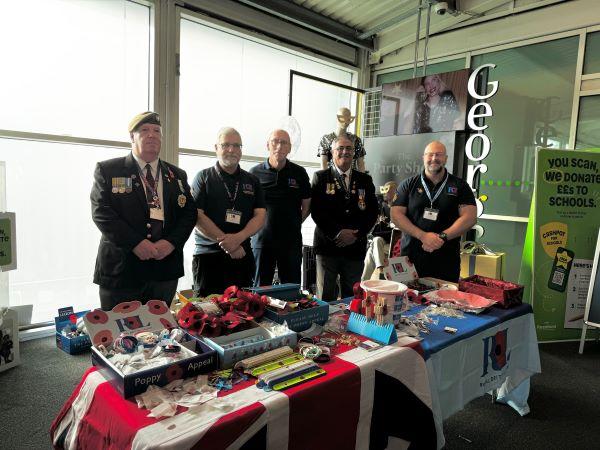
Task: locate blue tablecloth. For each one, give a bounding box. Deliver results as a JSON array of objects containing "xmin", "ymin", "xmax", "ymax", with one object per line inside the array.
[{"xmin": 403, "ymin": 303, "xmax": 533, "ymax": 359}]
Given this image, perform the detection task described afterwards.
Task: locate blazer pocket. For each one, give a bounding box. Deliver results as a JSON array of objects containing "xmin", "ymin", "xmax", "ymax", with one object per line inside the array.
[{"xmin": 99, "ymin": 244, "xmax": 127, "ymax": 277}]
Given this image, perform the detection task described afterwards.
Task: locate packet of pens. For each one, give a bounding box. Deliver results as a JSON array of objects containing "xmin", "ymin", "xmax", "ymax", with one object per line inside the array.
[{"xmin": 253, "ymin": 353, "xmax": 326, "ymax": 391}]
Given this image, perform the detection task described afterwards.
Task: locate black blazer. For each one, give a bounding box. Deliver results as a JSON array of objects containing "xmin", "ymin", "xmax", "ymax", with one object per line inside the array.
[
  {"xmin": 91, "ymin": 153, "xmax": 197, "ymax": 288},
  {"xmin": 311, "ymin": 167, "xmax": 378, "ymax": 259}
]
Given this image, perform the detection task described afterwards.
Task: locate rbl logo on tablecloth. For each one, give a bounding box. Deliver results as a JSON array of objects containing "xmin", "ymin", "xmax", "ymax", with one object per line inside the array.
[{"xmin": 481, "ymin": 329, "xmax": 510, "ymax": 376}]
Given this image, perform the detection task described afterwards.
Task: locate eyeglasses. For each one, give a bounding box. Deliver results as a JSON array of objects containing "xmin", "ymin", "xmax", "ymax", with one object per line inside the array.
[
  {"xmin": 219, "ymin": 143, "xmax": 242, "ymax": 150},
  {"xmin": 270, "ymin": 139, "xmax": 290, "ymax": 147},
  {"xmin": 335, "ymin": 146, "xmax": 355, "ymax": 152},
  {"xmin": 424, "ymin": 152, "xmax": 445, "ymax": 158}
]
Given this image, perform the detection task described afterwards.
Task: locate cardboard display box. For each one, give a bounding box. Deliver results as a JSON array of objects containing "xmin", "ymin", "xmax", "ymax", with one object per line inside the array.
[
  {"xmin": 384, "ymin": 257, "xmax": 458, "ymax": 293},
  {"xmin": 55, "ymin": 307, "xmax": 92, "ymax": 354},
  {"xmin": 0, "ymin": 308, "xmax": 20, "ymax": 373},
  {"xmin": 460, "ymin": 252, "xmax": 505, "ymax": 280},
  {"xmin": 247, "ymin": 284, "xmax": 329, "ymax": 332},
  {"xmin": 198, "ymin": 320, "xmax": 297, "ymax": 369},
  {"xmin": 84, "ymin": 301, "xmax": 217, "ymax": 398}
]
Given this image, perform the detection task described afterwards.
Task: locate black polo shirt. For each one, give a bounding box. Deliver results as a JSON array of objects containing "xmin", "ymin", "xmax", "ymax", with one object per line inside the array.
[
  {"xmin": 191, "ymin": 163, "xmax": 265, "ymax": 255},
  {"xmin": 392, "ymin": 169, "xmax": 475, "ymax": 259},
  {"xmin": 249, "ymin": 159, "xmax": 310, "ymax": 248}
]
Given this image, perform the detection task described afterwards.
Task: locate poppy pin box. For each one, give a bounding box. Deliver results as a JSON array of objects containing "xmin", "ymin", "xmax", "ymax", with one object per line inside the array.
[
  {"xmin": 55, "ymin": 307, "xmax": 92, "ymax": 355},
  {"xmin": 246, "ymin": 284, "xmax": 329, "ymax": 332},
  {"xmin": 84, "ymin": 300, "xmax": 217, "ymax": 398}
]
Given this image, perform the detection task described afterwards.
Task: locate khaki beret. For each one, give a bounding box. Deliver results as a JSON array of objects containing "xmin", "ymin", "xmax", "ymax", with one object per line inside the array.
[{"xmin": 128, "ymin": 111, "xmax": 161, "ymax": 133}]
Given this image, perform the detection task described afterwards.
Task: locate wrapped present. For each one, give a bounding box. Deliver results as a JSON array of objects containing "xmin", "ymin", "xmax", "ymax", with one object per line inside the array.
[
  {"xmin": 460, "ymin": 241, "xmax": 505, "ymax": 279},
  {"xmin": 459, "ymin": 275, "xmax": 524, "ymax": 308}
]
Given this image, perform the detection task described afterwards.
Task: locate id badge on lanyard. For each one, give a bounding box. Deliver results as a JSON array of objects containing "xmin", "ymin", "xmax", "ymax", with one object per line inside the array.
[
  {"xmin": 225, "ymin": 209, "xmax": 242, "ymax": 224},
  {"xmin": 420, "ymin": 172, "xmax": 448, "ymax": 222}
]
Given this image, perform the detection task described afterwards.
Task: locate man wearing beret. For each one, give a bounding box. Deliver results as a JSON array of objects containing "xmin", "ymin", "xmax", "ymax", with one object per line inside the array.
[{"xmin": 91, "ymin": 112, "xmax": 197, "ymax": 310}]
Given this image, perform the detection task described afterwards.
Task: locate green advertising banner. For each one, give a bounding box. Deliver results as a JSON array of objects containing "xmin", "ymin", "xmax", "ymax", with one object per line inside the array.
[
  {"xmin": 0, "ymin": 212, "xmax": 16, "ymax": 271},
  {"xmin": 525, "ymin": 148, "xmax": 600, "ymax": 341}
]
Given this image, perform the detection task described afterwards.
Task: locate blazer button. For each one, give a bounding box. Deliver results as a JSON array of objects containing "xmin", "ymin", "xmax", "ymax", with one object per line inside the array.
[
  {"xmin": 146, "ymin": 223, "xmax": 151, "ymax": 228},
  {"xmin": 147, "ymin": 234, "xmax": 152, "ymax": 239}
]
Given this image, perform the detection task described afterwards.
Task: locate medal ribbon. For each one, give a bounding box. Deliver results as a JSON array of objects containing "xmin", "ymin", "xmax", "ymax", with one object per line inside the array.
[
  {"xmin": 140, "ymin": 164, "xmax": 161, "ymax": 209},
  {"xmin": 420, "ymin": 171, "xmax": 449, "ymax": 208},
  {"xmin": 215, "ymin": 165, "xmax": 240, "ymax": 208}
]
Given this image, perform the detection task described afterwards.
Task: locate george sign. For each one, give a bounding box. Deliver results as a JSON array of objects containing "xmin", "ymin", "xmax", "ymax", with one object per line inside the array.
[{"xmin": 0, "ymin": 212, "xmax": 16, "ymax": 271}]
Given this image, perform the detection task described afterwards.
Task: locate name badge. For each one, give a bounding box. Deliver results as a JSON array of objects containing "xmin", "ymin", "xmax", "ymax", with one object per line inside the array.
[
  {"xmin": 150, "ymin": 208, "xmax": 165, "ymax": 221},
  {"xmin": 423, "ymin": 207, "xmax": 439, "ymax": 221},
  {"xmin": 225, "ymin": 209, "xmax": 242, "ymax": 224}
]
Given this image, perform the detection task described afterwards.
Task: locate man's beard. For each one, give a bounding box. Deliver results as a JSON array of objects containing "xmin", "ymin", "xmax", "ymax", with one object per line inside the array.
[{"xmin": 426, "ymin": 163, "xmax": 444, "ymax": 174}]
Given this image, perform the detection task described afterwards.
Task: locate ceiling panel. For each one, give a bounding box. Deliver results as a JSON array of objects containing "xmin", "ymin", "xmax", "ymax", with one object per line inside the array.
[{"xmin": 288, "ymin": 0, "xmax": 561, "ymax": 59}]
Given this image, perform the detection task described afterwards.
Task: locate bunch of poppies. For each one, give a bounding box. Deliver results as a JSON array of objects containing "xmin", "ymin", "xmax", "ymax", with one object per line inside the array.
[{"xmin": 176, "ymin": 286, "xmax": 269, "ymax": 338}]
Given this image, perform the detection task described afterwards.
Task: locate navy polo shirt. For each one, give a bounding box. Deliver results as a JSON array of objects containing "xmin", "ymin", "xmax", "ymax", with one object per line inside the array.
[
  {"xmin": 191, "ymin": 163, "xmax": 265, "ymax": 255},
  {"xmin": 249, "ymin": 159, "xmax": 310, "ymax": 248},
  {"xmin": 392, "ymin": 169, "xmax": 475, "ymax": 259}
]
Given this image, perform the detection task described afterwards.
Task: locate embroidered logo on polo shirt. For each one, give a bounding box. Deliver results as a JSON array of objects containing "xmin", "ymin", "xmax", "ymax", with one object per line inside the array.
[
  {"xmin": 288, "ymin": 178, "xmax": 299, "ymax": 188},
  {"xmin": 447, "ymin": 186, "xmax": 458, "ymax": 195},
  {"xmin": 242, "ymin": 183, "xmax": 254, "ymax": 195}
]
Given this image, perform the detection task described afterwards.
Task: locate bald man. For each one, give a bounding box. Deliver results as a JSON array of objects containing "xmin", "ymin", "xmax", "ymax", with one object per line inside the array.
[
  {"xmin": 249, "ymin": 129, "xmax": 311, "ymax": 286},
  {"xmin": 191, "ymin": 127, "xmax": 266, "ymax": 295},
  {"xmin": 318, "ymin": 107, "xmax": 366, "ymax": 172},
  {"xmin": 391, "ymin": 141, "xmax": 476, "ymax": 282}
]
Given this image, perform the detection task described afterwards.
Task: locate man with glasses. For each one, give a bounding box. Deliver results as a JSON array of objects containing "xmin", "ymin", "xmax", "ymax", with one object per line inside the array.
[
  {"xmin": 91, "ymin": 111, "xmax": 197, "ymax": 311},
  {"xmin": 190, "ymin": 127, "xmax": 266, "ymax": 296},
  {"xmin": 311, "ymin": 135, "xmax": 378, "ymax": 301},
  {"xmin": 249, "ymin": 129, "xmax": 311, "ymax": 286},
  {"xmin": 391, "ymin": 140, "xmax": 476, "ymax": 282}
]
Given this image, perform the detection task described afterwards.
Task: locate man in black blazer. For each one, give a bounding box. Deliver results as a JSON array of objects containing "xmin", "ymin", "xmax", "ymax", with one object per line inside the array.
[
  {"xmin": 311, "ymin": 135, "xmax": 378, "ymax": 301},
  {"xmin": 91, "ymin": 112, "xmax": 197, "ymax": 310}
]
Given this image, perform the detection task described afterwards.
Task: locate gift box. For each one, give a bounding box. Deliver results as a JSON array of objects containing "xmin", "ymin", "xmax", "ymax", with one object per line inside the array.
[
  {"xmin": 460, "ymin": 252, "xmax": 505, "ymax": 279},
  {"xmin": 55, "ymin": 306, "xmax": 92, "ymax": 354},
  {"xmin": 247, "ymin": 284, "xmax": 329, "ymax": 332},
  {"xmin": 198, "ymin": 320, "xmax": 297, "ymax": 369},
  {"xmin": 84, "ymin": 301, "xmax": 217, "ymax": 398},
  {"xmin": 0, "ymin": 307, "xmax": 20, "ymax": 373},
  {"xmin": 459, "ymin": 275, "xmax": 524, "ymax": 308}
]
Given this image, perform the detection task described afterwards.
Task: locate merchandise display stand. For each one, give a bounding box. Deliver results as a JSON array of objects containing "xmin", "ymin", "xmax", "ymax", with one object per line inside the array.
[{"xmin": 578, "ymin": 228, "xmax": 600, "ymax": 355}]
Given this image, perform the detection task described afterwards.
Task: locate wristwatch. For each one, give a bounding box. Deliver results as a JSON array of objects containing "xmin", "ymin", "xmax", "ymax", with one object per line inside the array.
[{"xmin": 438, "ymin": 232, "xmax": 448, "ymax": 242}]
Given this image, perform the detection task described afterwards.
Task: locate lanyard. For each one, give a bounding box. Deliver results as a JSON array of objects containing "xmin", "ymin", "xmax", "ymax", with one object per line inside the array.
[
  {"xmin": 215, "ymin": 165, "xmax": 240, "ymax": 207},
  {"xmin": 420, "ymin": 171, "xmax": 448, "ymax": 208}
]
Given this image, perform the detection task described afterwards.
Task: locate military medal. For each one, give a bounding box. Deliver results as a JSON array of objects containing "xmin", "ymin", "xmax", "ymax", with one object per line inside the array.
[
  {"xmin": 178, "ymin": 194, "xmax": 186, "ymax": 208},
  {"xmin": 111, "ymin": 177, "xmax": 118, "ymax": 193},
  {"xmin": 177, "ymin": 179, "xmax": 185, "ymax": 193},
  {"xmin": 125, "ymin": 177, "xmax": 132, "ymax": 193},
  {"xmin": 358, "ymin": 188, "xmax": 366, "ymax": 210},
  {"xmin": 326, "ymin": 183, "xmax": 335, "ymax": 195}
]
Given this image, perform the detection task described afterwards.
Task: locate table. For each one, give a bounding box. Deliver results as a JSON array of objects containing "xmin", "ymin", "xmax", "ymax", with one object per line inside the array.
[
  {"xmin": 51, "ymin": 341, "xmax": 437, "ymax": 450},
  {"xmin": 51, "ymin": 304, "xmax": 540, "ymax": 450},
  {"xmin": 404, "ymin": 303, "xmax": 541, "ymax": 448}
]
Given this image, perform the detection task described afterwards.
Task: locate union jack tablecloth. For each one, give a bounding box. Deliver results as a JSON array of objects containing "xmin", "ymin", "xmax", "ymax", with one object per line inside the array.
[{"xmin": 51, "ymin": 340, "xmax": 439, "ymax": 450}]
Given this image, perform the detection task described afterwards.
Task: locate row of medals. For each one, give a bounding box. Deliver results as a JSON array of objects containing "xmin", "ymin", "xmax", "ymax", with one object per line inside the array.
[{"xmin": 326, "ymin": 178, "xmax": 366, "ymax": 210}]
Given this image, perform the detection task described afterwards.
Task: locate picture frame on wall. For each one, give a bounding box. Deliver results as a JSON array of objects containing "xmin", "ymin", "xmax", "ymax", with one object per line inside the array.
[{"xmin": 379, "ymin": 69, "xmax": 470, "ymax": 137}]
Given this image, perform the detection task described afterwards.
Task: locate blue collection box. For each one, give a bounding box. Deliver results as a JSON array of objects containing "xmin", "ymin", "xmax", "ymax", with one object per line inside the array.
[
  {"xmin": 247, "ymin": 284, "xmax": 329, "ymax": 332},
  {"xmin": 84, "ymin": 301, "xmax": 218, "ymax": 398},
  {"xmin": 54, "ymin": 307, "xmax": 92, "ymax": 355}
]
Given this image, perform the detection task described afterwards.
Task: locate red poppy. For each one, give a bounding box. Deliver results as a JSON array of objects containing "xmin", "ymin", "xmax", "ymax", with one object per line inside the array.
[
  {"xmin": 165, "ymin": 363, "xmax": 184, "ymax": 382},
  {"xmin": 160, "ymin": 318, "xmax": 176, "ymax": 330},
  {"xmin": 113, "ymin": 301, "xmax": 142, "ymax": 314},
  {"xmin": 223, "ymin": 285, "xmax": 239, "ymax": 300},
  {"xmin": 86, "ymin": 309, "xmax": 109, "ymax": 325},
  {"xmin": 353, "ymin": 282, "xmax": 364, "ymax": 298},
  {"xmin": 202, "ymin": 317, "xmax": 222, "ymax": 338},
  {"xmin": 93, "ymin": 329, "xmax": 114, "ymax": 347},
  {"xmin": 146, "ymin": 300, "xmax": 169, "ymax": 315}
]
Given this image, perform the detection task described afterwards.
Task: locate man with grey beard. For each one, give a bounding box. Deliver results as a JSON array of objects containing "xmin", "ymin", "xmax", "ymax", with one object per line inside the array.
[
  {"xmin": 391, "ymin": 141, "xmax": 476, "ymax": 282},
  {"xmin": 190, "ymin": 127, "xmax": 266, "ymax": 296}
]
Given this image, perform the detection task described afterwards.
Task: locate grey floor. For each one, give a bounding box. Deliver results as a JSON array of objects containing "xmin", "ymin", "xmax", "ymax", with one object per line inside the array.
[{"xmin": 1, "ymin": 335, "xmax": 599, "ymax": 449}]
